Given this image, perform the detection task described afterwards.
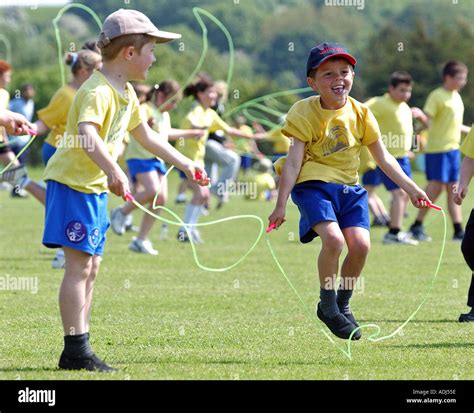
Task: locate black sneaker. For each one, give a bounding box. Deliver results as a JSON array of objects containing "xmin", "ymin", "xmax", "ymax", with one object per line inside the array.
[
  {"xmin": 459, "ymin": 312, "xmax": 474, "ymax": 322},
  {"xmin": 317, "ymin": 303, "xmax": 361, "ymax": 340},
  {"xmin": 338, "ymin": 308, "xmax": 359, "ymax": 327},
  {"xmin": 408, "ymin": 224, "xmax": 432, "ymax": 242},
  {"xmin": 453, "ymin": 231, "xmax": 465, "ymax": 241},
  {"xmin": 58, "ymin": 352, "xmax": 117, "ymax": 372}
]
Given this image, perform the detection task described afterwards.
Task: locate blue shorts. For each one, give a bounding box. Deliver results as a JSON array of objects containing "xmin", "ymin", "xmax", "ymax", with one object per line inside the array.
[
  {"xmin": 42, "ymin": 142, "xmax": 56, "ymax": 165},
  {"xmin": 178, "ymin": 170, "xmax": 186, "ymax": 179},
  {"xmin": 362, "ymin": 169, "xmax": 381, "ymax": 186},
  {"xmin": 43, "ymin": 181, "xmax": 110, "ymax": 256},
  {"xmin": 377, "ymin": 156, "xmax": 412, "ymax": 191},
  {"xmin": 126, "ymin": 158, "xmax": 167, "ymax": 183},
  {"xmin": 241, "ymin": 154, "xmax": 252, "ymax": 170},
  {"xmin": 291, "ymin": 180, "xmax": 369, "ymax": 244},
  {"xmin": 425, "ymin": 149, "xmax": 461, "ymax": 183}
]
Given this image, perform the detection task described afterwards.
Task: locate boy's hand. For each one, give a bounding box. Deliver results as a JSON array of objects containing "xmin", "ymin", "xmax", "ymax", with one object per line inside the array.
[
  {"xmin": 453, "ymin": 183, "xmax": 468, "ymax": 205},
  {"xmin": 268, "ymin": 205, "xmax": 286, "ymax": 230},
  {"xmin": 182, "ymin": 162, "xmax": 210, "ymax": 186},
  {"xmin": 254, "ymin": 132, "xmax": 266, "ymax": 140},
  {"xmin": 107, "ymin": 166, "xmax": 130, "ymax": 199},
  {"xmin": 408, "ymin": 188, "xmax": 432, "ymax": 209},
  {"xmin": 411, "ymin": 107, "xmax": 424, "ymax": 119}
]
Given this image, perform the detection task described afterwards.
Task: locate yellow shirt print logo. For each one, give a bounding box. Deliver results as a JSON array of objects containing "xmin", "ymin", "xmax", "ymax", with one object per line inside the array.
[{"xmin": 322, "ymin": 125, "xmax": 350, "ymax": 157}]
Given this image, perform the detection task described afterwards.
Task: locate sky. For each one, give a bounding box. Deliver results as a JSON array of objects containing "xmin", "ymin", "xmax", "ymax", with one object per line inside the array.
[{"xmin": 0, "ymin": 0, "xmax": 70, "ymax": 7}]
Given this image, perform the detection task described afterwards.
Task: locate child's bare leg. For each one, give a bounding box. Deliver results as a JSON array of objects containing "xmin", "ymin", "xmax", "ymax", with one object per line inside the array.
[
  {"xmin": 84, "ymin": 255, "xmax": 101, "ymax": 333},
  {"xmin": 314, "ymin": 221, "xmax": 345, "ymax": 288},
  {"xmin": 389, "ymin": 189, "xmax": 408, "ymax": 230},
  {"xmin": 139, "ymin": 178, "xmax": 167, "ymax": 241},
  {"xmin": 60, "ymin": 247, "xmax": 92, "ymax": 336},
  {"xmin": 338, "ymin": 227, "xmax": 370, "ymax": 323},
  {"xmin": 24, "ymin": 181, "xmax": 46, "ymax": 205},
  {"xmin": 447, "ymin": 182, "xmax": 463, "ymax": 231},
  {"xmin": 414, "ymin": 180, "xmax": 444, "ymax": 222},
  {"xmin": 340, "ymin": 227, "xmax": 370, "ymax": 283}
]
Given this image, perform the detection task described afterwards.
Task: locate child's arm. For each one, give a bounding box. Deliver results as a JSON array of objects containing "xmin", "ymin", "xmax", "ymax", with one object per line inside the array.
[
  {"xmin": 30, "ymin": 120, "xmax": 49, "ymax": 136},
  {"xmin": 268, "ymin": 139, "xmax": 305, "ymax": 228},
  {"xmin": 368, "ymin": 138, "xmax": 431, "ymax": 208},
  {"xmin": 130, "ymin": 121, "xmax": 206, "ymax": 183},
  {"xmin": 78, "ymin": 122, "xmax": 131, "ymax": 198},
  {"xmin": 461, "ymin": 124, "xmax": 472, "ymax": 134},
  {"xmin": 0, "ymin": 109, "xmax": 32, "ymax": 135},
  {"xmin": 411, "ymin": 107, "xmax": 431, "ymax": 130},
  {"xmin": 454, "ymin": 156, "xmax": 474, "ymax": 205},
  {"xmin": 167, "ymin": 128, "xmax": 206, "ymax": 141}
]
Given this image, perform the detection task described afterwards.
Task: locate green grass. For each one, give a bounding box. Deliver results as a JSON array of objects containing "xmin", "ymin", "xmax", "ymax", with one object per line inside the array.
[{"xmin": 0, "ymin": 168, "xmax": 473, "ymax": 380}]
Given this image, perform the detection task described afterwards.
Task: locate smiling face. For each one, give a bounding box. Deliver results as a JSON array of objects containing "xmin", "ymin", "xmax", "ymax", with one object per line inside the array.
[{"xmin": 307, "ymin": 58, "xmax": 355, "ymax": 110}]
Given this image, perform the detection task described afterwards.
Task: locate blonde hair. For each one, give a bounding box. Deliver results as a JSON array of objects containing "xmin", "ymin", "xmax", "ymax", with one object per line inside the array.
[
  {"xmin": 65, "ymin": 50, "xmax": 101, "ymax": 75},
  {"xmin": 99, "ymin": 34, "xmax": 154, "ymax": 61},
  {"xmin": 214, "ymin": 80, "xmax": 228, "ymax": 104}
]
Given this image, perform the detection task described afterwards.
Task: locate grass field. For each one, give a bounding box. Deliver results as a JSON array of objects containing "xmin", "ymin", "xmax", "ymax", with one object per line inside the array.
[{"xmin": 0, "ymin": 167, "xmax": 473, "ymax": 380}]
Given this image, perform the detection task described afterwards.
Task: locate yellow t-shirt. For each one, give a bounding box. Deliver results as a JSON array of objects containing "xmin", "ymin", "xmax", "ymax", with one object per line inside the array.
[
  {"xmin": 125, "ymin": 103, "xmax": 171, "ymax": 161},
  {"xmin": 233, "ymin": 124, "xmax": 253, "ymax": 153},
  {"xmin": 268, "ymin": 127, "xmax": 291, "ymax": 154},
  {"xmin": 365, "ymin": 93, "xmax": 413, "ymax": 158},
  {"xmin": 252, "ymin": 172, "xmax": 276, "ymax": 200},
  {"xmin": 275, "ymin": 96, "xmax": 381, "ymax": 185},
  {"xmin": 0, "ymin": 88, "xmax": 10, "ymax": 141},
  {"xmin": 359, "ymin": 146, "xmax": 376, "ymax": 175},
  {"xmin": 178, "ymin": 103, "xmax": 231, "ymax": 167},
  {"xmin": 0, "ymin": 88, "xmax": 9, "ymax": 109},
  {"xmin": 460, "ymin": 125, "xmax": 474, "ymax": 158},
  {"xmin": 43, "ymin": 70, "xmax": 142, "ymax": 194},
  {"xmin": 423, "ymin": 87, "xmax": 464, "ymax": 153},
  {"xmin": 37, "ymin": 85, "xmax": 76, "ymax": 148}
]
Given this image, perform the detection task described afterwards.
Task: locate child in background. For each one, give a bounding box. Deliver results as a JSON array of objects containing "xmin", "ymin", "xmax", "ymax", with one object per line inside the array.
[
  {"xmin": 245, "ymin": 157, "xmax": 276, "ymax": 201},
  {"xmin": 176, "ymin": 77, "xmax": 262, "ymax": 243},
  {"xmin": 233, "ymin": 115, "xmax": 263, "ymax": 176},
  {"xmin": 366, "ymin": 71, "xmax": 418, "ymax": 245},
  {"xmin": 269, "ymin": 42, "xmax": 431, "ymax": 340},
  {"xmin": 359, "ymin": 146, "xmax": 390, "ymax": 227},
  {"xmin": 410, "ymin": 61, "xmax": 471, "ymax": 241},
  {"xmin": 454, "ymin": 125, "xmax": 474, "ymax": 322},
  {"xmin": 42, "ymin": 9, "xmax": 207, "ymax": 372},
  {"xmin": 111, "ymin": 79, "xmax": 205, "ymax": 254}
]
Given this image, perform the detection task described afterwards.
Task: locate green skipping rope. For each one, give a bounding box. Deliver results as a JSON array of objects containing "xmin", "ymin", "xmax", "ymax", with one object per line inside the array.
[
  {"xmin": 1, "ymin": 6, "xmax": 448, "ymax": 361},
  {"xmin": 129, "ymin": 164, "xmax": 448, "ymax": 360}
]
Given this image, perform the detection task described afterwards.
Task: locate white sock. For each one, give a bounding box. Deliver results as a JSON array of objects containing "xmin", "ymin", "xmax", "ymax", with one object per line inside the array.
[
  {"xmin": 181, "ymin": 203, "xmax": 197, "ymax": 232},
  {"xmin": 190, "ymin": 204, "xmax": 202, "ymax": 226}
]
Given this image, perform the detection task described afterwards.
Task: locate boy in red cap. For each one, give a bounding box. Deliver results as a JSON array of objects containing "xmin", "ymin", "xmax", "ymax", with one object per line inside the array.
[{"xmin": 269, "ymin": 42, "xmax": 432, "ymax": 340}]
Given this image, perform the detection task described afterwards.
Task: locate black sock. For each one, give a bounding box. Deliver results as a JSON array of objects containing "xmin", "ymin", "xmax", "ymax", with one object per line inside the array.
[
  {"xmin": 319, "ymin": 288, "xmax": 339, "ymax": 317},
  {"xmin": 389, "ymin": 228, "xmax": 400, "ymax": 235},
  {"xmin": 337, "ymin": 288, "xmax": 353, "ymax": 315},
  {"xmin": 63, "ymin": 333, "xmax": 93, "ymax": 358},
  {"xmin": 453, "ymin": 223, "xmax": 463, "ymax": 234},
  {"xmin": 412, "ymin": 220, "xmax": 423, "ymax": 228}
]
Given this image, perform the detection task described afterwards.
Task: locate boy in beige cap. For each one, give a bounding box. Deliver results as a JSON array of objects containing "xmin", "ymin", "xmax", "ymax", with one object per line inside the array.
[{"xmin": 42, "ymin": 9, "xmax": 208, "ymax": 372}]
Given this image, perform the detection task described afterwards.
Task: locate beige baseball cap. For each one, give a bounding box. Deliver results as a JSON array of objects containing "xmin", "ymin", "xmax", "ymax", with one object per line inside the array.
[{"xmin": 97, "ymin": 9, "xmax": 181, "ymax": 48}]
